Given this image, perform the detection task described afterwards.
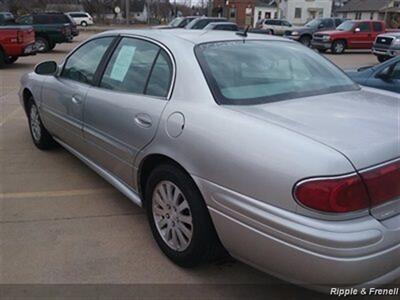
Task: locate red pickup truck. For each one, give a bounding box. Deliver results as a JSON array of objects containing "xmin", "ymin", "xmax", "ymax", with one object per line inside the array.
[
  {"xmin": 311, "ymin": 20, "xmax": 387, "ymax": 54},
  {"xmin": 0, "ymin": 13, "xmax": 36, "ymax": 67}
]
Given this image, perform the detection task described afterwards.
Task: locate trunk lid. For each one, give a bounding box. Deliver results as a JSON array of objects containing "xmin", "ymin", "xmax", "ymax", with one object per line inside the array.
[
  {"xmin": 227, "ymin": 88, "xmax": 399, "ymax": 171},
  {"xmin": 227, "ymin": 88, "xmax": 400, "ymax": 220}
]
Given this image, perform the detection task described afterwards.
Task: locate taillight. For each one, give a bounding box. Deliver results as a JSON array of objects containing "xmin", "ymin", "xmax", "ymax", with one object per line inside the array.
[
  {"xmin": 294, "ymin": 174, "xmax": 370, "ymax": 213},
  {"xmin": 361, "ymin": 160, "xmax": 400, "ymax": 207},
  {"xmin": 17, "ymin": 30, "xmax": 24, "ymax": 43}
]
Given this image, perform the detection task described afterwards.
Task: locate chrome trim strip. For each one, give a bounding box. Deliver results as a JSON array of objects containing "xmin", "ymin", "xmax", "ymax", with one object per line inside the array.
[{"xmin": 53, "ymin": 137, "xmax": 142, "ymax": 207}]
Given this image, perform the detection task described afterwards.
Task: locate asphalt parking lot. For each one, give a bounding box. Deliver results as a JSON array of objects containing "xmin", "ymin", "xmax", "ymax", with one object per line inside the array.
[{"xmin": 0, "ymin": 31, "xmax": 392, "ymax": 299}]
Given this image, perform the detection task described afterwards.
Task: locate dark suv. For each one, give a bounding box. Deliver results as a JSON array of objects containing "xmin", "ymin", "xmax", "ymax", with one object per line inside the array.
[
  {"xmin": 284, "ymin": 18, "xmax": 346, "ymax": 46},
  {"xmin": 16, "ymin": 13, "xmax": 75, "ymax": 52}
]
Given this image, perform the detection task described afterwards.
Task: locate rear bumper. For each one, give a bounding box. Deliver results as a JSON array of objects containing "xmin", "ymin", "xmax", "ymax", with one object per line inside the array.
[
  {"xmin": 372, "ymin": 46, "xmax": 400, "ymax": 57},
  {"xmin": 21, "ymin": 43, "xmax": 37, "ymax": 56},
  {"xmin": 194, "ymin": 176, "xmax": 400, "ymax": 287},
  {"xmin": 311, "ymin": 40, "xmax": 332, "ymax": 50}
]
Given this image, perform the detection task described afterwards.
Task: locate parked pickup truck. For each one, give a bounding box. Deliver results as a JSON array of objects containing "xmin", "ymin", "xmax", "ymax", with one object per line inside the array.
[
  {"xmin": 0, "ymin": 12, "xmax": 36, "ymax": 67},
  {"xmin": 372, "ymin": 32, "xmax": 400, "ymax": 62},
  {"xmin": 312, "ymin": 20, "xmax": 386, "ymax": 54},
  {"xmin": 16, "ymin": 13, "xmax": 72, "ymax": 53},
  {"xmin": 283, "ymin": 17, "xmax": 346, "ymax": 46}
]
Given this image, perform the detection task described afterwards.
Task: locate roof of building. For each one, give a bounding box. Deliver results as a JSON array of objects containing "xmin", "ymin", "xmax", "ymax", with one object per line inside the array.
[{"xmin": 335, "ymin": 0, "xmax": 392, "ymax": 12}]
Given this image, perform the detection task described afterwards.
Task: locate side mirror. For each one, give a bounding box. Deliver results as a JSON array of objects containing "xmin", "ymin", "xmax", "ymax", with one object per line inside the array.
[
  {"xmin": 34, "ymin": 61, "xmax": 58, "ymax": 75},
  {"xmin": 354, "ymin": 27, "xmax": 361, "ymax": 33}
]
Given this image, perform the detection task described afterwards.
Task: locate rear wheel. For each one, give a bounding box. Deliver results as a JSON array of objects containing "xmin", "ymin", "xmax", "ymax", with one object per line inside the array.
[
  {"xmin": 0, "ymin": 49, "xmax": 5, "ymax": 67},
  {"xmin": 317, "ymin": 48, "xmax": 327, "ymax": 53},
  {"xmin": 48, "ymin": 42, "xmax": 56, "ymax": 50},
  {"xmin": 299, "ymin": 35, "xmax": 311, "ymax": 47},
  {"xmin": 331, "ymin": 40, "xmax": 346, "ymax": 54},
  {"xmin": 81, "ymin": 21, "xmax": 88, "ymax": 27},
  {"xmin": 377, "ymin": 55, "xmax": 389, "ymax": 63},
  {"xmin": 5, "ymin": 56, "xmax": 18, "ymax": 64},
  {"xmin": 35, "ymin": 37, "xmax": 50, "ymax": 53},
  {"xmin": 27, "ymin": 99, "xmax": 56, "ymax": 150},
  {"xmin": 145, "ymin": 164, "xmax": 224, "ymax": 267}
]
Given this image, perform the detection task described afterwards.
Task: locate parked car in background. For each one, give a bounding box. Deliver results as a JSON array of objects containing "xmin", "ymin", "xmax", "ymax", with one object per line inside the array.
[
  {"xmin": 284, "ymin": 17, "xmax": 346, "ymax": 46},
  {"xmin": 20, "ymin": 29, "xmax": 400, "ymax": 289},
  {"xmin": 312, "ymin": 20, "xmax": 385, "ymax": 54},
  {"xmin": 0, "ymin": 12, "xmax": 36, "ymax": 66},
  {"xmin": 157, "ymin": 16, "xmax": 198, "ymax": 29},
  {"xmin": 16, "ymin": 13, "xmax": 72, "ymax": 52},
  {"xmin": 185, "ymin": 17, "xmax": 227, "ymax": 29},
  {"xmin": 256, "ymin": 19, "xmax": 292, "ymax": 35},
  {"xmin": 372, "ymin": 32, "xmax": 400, "ymax": 62},
  {"xmin": 203, "ymin": 22, "xmax": 239, "ymax": 31},
  {"xmin": 346, "ymin": 56, "xmax": 400, "ymax": 93},
  {"xmin": 66, "ymin": 12, "xmax": 94, "ymax": 27}
]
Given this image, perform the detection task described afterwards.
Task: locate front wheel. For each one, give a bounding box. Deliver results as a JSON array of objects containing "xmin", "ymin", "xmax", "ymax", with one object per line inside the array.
[
  {"xmin": 299, "ymin": 35, "xmax": 311, "ymax": 47},
  {"xmin": 145, "ymin": 164, "xmax": 223, "ymax": 268},
  {"xmin": 377, "ymin": 55, "xmax": 389, "ymax": 63},
  {"xmin": 28, "ymin": 100, "xmax": 56, "ymax": 150},
  {"xmin": 331, "ymin": 40, "xmax": 346, "ymax": 54},
  {"xmin": 35, "ymin": 37, "xmax": 50, "ymax": 53},
  {"xmin": 5, "ymin": 56, "xmax": 18, "ymax": 64}
]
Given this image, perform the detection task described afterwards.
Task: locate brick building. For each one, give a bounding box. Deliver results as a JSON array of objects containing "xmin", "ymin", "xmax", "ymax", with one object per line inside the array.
[{"xmin": 212, "ymin": 0, "xmax": 256, "ymax": 27}]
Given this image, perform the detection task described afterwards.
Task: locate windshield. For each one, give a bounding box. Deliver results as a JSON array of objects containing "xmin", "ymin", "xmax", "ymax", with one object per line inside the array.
[
  {"xmin": 337, "ymin": 21, "xmax": 355, "ymax": 31},
  {"xmin": 305, "ymin": 19, "xmax": 321, "ymax": 28},
  {"xmin": 169, "ymin": 17, "xmax": 183, "ymax": 27},
  {"xmin": 195, "ymin": 40, "xmax": 358, "ymax": 105}
]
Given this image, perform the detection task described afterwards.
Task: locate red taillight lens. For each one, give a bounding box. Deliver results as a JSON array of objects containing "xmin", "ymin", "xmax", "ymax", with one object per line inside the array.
[
  {"xmin": 294, "ymin": 174, "xmax": 370, "ymax": 213},
  {"xmin": 17, "ymin": 30, "xmax": 24, "ymax": 43},
  {"xmin": 361, "ymin": 160, "xmax": 400, "ymax": 207}
]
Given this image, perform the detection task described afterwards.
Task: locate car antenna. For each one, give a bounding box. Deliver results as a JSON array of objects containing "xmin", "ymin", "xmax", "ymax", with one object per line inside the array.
[{"xmin": 236, "ymin": 25, "xmax": 250, "ymax": 38}]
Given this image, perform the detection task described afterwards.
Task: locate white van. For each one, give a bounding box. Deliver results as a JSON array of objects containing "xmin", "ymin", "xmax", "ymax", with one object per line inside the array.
[{"xmin": 66, "ymin": 12, "xmax": 94, "ymax": 27}]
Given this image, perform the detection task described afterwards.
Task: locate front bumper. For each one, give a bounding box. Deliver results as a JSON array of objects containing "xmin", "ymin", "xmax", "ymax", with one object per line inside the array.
[
  {"xmin": 311, "ymin": 40, "xmax": 332, "ymax": 50},
  {"xmin": 372, "ymin": 46, "xmax": 400, "ymax": 58},
  {"xmin": 195, "ymin": 176, "xmax": 400, "ymax": 287},
  {"xmin": 284, "ymin": 35, "xmax": 301, "ymax": 41}
]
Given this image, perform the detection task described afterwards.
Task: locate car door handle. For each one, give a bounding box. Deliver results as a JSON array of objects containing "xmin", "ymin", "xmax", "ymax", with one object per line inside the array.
[
  {"xmin": 71, "ymin": 96, "xmax": 82, "ymax": 105},
  {"xmin": 134, "ymin": 114, "xmax": 152, "ymax": 128}
]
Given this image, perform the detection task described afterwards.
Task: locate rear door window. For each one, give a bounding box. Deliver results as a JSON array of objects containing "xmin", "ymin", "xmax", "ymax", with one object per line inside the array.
[
  {"xmin": 372, "ymin": 22, "xmax": 383, "ymax": 32},
  {"xmin": 358, "ymin": 22, "xmax": 371, "ymax": 32}
]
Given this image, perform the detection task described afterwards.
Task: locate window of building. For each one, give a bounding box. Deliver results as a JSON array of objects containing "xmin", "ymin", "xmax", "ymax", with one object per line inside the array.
[
  {"xmin": 295, "ymin": 8, "xmax": 302, "ymax": 19},
  {"xmin": 229, "ymin": 8, "xmax": 236, "ymax": 19},
  {"xmin": 355, "ymin": 12, "xmax": 362, "ymax": 20},
  {"xmin": 370, "ymin": 12, "xmax": 374, "ymax": 20}
]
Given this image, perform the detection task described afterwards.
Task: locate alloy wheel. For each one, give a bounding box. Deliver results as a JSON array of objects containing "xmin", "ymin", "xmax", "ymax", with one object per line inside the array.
[
  {"xmin": 30, "ymin": 104, "xmax": 41, "ymax": 142},
  {"xmin": 152, "ymin": 180, "xmax": 193, "ymax": 252}
]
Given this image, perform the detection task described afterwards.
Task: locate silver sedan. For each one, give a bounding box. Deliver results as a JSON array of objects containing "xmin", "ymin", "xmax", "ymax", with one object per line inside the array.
[{"xmin": 19, "ymin": 29, "xmax": 400, "ymax": 288}]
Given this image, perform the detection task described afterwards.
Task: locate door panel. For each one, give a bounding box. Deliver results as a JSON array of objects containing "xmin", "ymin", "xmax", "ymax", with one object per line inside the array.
[
  {"xmin": 40, "ymin": 36, "xmax": 114, "ymax": 151},
  {"xmin": 41, "ymin": 77, "xmax": 90, "ymax": 150},
  {"xmin": 83, "ymin": 37, "xmax": 174, "ymax": 185},
  {"xmin": 349, "ymin": 22, "xmax": 372, "ymax": 48}
]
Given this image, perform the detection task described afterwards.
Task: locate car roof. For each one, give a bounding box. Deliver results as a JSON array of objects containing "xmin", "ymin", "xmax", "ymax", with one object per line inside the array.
[
  {"xmin": 95, "ymin": 28, "xmax": 289, "ymax": 45},
  {"xmin": 206, "ymin": 22, "xmax": 237, "ymax": 26}
]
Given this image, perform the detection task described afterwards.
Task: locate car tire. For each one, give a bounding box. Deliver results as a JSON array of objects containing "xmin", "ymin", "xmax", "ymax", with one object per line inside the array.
[
  {"xmin": 299, "ymin": 35, "xmax": 311, "ymax": 47},
  {"xmin": 145, "ymin": 164, "xmax": 224, "ymax": 268},
  {"xmin": 27, "ymin": 99, "xmax": 56, "ymax": 150},
  {"xmin": 5, "ymin": 56, "xmax": 18, "ymax": 64},
  {"xmin": 48, "ymin": 42, "xmax": 56, "ymax": 50},
  {"xmin": 331, "ymin": 40, "xmax": 346, "ymax": 54},
  {"xmin": 81, "ymin": 21, "xmax": 88, "ymax": 27},
  {"xmin": 269, "ymin": 29, "xmax": 274, "ymax": 35},
  {"xmin": 35, "ymin": 37, "xmax": 50, "ymax": 53},
  {"xmin": 377, "ymin": 55, "xmax": 389, "ymax": 63},
  {"xmin": 0, "ymin": 49, "xmax": 5, "ymax": 67},
  {"xmin": 317, "ymin": 48, "xmax": 327, "ymax": 53}
]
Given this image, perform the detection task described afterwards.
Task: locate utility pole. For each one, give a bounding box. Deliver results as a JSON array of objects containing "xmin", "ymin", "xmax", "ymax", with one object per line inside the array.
[
  {"xmin": 126, "ymin": 0, "xmax": 130, "ymax": 24},
  {"xmin": 276, "ymin": 0, "xmax": 280, "ymax": 19}
]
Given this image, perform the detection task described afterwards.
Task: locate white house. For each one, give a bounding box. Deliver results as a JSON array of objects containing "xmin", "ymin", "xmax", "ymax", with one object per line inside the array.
[
  {"xmin": 280, "ymin": 0, "xmax": 333, "ymax": 25},
  {"xmin": 335, "ymin": 0, "xmax": 400, "ymax": 28},
  {"xmin": 254, "ymin": 0, "xmax": 278, "ymax": 26}
]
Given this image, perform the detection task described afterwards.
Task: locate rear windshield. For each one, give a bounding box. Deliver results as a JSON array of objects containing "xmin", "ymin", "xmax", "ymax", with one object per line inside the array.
[{"xmin": 195, "ymin": 40, "xmax": 358, "ymax": 105}]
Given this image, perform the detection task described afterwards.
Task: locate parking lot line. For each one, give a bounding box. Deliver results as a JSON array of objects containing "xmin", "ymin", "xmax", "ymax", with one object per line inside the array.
[{"xmin": 1, "ymin": 188, "xmax": 116, "ymax": 200}]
